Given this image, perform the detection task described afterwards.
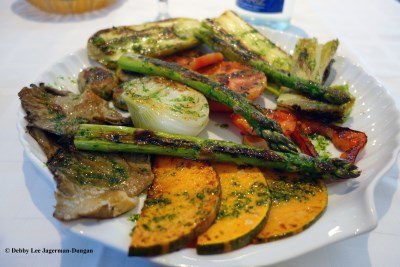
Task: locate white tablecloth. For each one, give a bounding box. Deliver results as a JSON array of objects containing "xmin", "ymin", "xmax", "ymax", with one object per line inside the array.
[{"xmin": 1, "ymin": 0, "xmax": 399, "ymax": 266}]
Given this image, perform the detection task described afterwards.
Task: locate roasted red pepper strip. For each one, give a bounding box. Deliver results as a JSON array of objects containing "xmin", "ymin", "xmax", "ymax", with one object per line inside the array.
[
  {"xmin": 188, "ymin": 52, "xmax": 224, "ymax": 71},
  {"xmin": 290, "ymin": 123, "xmax": 319, "ymax": 157},
  {"xmin": 298, "ymin": 119, "xmax": 367, "ymax": 163},
  {"xmin": 267, "ymin": 109, "xmax": 297, "ymax": 137},
  {"xmin": 232, "ymin": 109, "xmax": 367, "ymax": 162},
  {"xmin": 231, "ymin": 113, "xmax": 255, "ymax": 135},
  {"xmin": 242, "ymin": 135, "xmax": 269, "ymax": 150}
]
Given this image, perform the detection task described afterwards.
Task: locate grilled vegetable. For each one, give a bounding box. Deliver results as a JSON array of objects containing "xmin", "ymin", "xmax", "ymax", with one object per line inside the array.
[
  {"xmin": 197, "ymin": 11, "xmax": 352, "ymax": 105},
  {"xmin": 291, "ymin": 38, "xmax": 339, "ymax": 84},
  {"xmin": 74, "ymin": 124, "xmax": 361, "ymax": 179},
  {"xmin": 277, "ymin": 88, "xmax": 355, "ymax": 123},
  {"xmin": 211, "ymin": 10, "xmax": 292, "ymax": 72},
  {"xmin": 87, "ymin": 18, "xmax": 201, "ymax": 69},
  {"xmin": 231, "ymin": 109, "xmax": 298, "ymax": 138},
  {"xmin": 121, "ymin": 76, "xmax": 209, "ymax": 136},
  {"xmin": 164, "ymin": 50, "xmax": 267, "ymax": 112},
  {"xmin": 165, "ymin": 51, "xmax": 267, "ymax": 112},
  {"xmin": 113, "ymin": 69, "xmax": 143, "ymax": 111},
  {"xmin": 18, "ymin": 83, "xmax": 130, "ymax": 137},
  {"xmin": 188, "ymin": 52, "xmax": 224, "ymax": 71},
  {"xmin": 277, "ymin": 38, "xmax": 354, "ymax": 121},
  {"xmin": 232, "ymin": 108, "xmax": 367, "ymax": 162},
  {"xmin": 162, "ymin": 47, "xmax": 203, "ymax": 67},
  {"xmin": 298, "ymin": 118, "xmax": 368, "ymax": 163},
  {"xmin": 129, "ymin": 156, "xmax": 220, "ymax": 256},
  {"xmin": 198, "ymin": 61, "xmax": 267, "ymax": 112},
  {"xmin": 197, "ymin": 163, "xmax": 270, "ymax": 254},
  {"xmin": 117, "ymin": 53, "xmax": 297, "ymax": 153},
  {"xmin": 28, "ymin": 127, "xmax": 153, "ymax": 221},
  {"xmin": 112, "ymin": 84, "xmax": 129, "ymax": 111},
  {"xmin": 254, "ymin": 170, "xmax": 327, "ymax": 242},
  {"xmin": 78, "ymin": 67, "xmax": 118, "ymax": 100}
]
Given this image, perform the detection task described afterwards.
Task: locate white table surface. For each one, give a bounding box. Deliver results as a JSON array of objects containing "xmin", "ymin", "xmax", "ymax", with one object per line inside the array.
[{"xmin": 1, "ymin": 0, "xmax": 400, "ymax": 266}]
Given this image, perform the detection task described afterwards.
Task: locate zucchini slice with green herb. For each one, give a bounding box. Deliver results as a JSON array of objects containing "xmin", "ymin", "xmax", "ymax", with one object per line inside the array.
[
  {"xmin": 129, "ymin": 156, "xmax": 220, "ymax": 256},
  {"xmin": 196, "ymin": 163, "xmax": 270, "ymax": 254},
  {"xmin": 88, "ymin": 18, "xmax": 201, "ymax": 69},
  {"xmin": 253, "ymin": 170, "xmax": 327, "ymax": 243}
]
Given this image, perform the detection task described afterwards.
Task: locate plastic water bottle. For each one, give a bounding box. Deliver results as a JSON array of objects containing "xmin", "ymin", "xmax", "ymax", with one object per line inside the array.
[{"xmin": 235, "ymin": 0, "xmax": 295, "ymax": 30}]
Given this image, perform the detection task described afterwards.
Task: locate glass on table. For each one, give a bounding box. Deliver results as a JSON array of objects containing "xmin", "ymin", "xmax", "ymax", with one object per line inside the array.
[
  {"xmin": 155, "ymin": 0, "xmax": 171, "ymax": 20},
  {"xmin": 235, "ymin": 0, "xmax": 295, "ymax": 30}
]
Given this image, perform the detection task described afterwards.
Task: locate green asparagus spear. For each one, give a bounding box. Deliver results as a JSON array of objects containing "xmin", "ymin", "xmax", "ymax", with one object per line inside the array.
[
  {"xmin": 198, "ymin": 14, "xmax": 352, "ymax": 105},
  {"xmin": 74, "ymin": 124, "xmax": 360, "ymax": 180},
  {"xmin": 117, "ymin": 53, "xmax": 298, "ymax": 153}
]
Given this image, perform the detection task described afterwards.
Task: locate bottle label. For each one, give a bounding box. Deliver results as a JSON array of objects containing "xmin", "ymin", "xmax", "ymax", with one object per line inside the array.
[{"xmin": 236, "ymin": 0, "xmax": 284, "ymax": 13}]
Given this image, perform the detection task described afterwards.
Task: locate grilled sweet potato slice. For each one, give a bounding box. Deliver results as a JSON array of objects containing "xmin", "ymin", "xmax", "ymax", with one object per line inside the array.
[
  {"xmin": 197, "ymin": 163, "xmax": 270, "ymax": 254},
  {"xmin": 129, "ymin": 156, "xmax": 220, "ymax": 256},
  {"xmin": 254, "ymin": 170, "xmax": 327, "ymax": 242}
]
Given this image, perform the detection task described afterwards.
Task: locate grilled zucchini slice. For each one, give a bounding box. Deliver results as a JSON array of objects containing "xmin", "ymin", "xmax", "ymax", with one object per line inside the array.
[
  {"xmin": 254, "ymin": 170, "xmax": 327, "ymax": 242},
  {"xmin": 197, "ymin": 163, "xmax": 270, "ymax": 254},
  {"xmin": 88, "ymin": 18, "xmax": 201, "ymax": 69},
  {"xmin": 129, "ymin": 156, "xmax": 220, "ymax": 256}
]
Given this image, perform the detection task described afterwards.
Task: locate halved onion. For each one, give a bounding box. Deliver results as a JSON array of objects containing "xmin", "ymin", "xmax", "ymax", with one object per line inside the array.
[{"xmin": 121, "ymin": 76, "xmax": 209, "ymax": 136}]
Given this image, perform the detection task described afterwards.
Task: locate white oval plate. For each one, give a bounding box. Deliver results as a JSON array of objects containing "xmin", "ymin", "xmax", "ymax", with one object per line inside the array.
[{"xmin": 18, "ymin": 29, "xmax": 400, "ymax": 266}]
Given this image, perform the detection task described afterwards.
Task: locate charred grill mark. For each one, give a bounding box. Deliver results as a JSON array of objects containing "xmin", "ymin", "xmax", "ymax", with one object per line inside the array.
[
  {"xmin": 290, "ymin": 104, "xmax": 342, "ymax": 123},
  {"xmin": 200, "ymin": 142, "xmax": 284, "ymax": 161},
  {"xmin": 133, "ymin": 129, "xmax": 154, "ymax": 142},
  {"xmin": 133, "ymin": 129, "xmax": 200, "ymax": 149},
  {"xmin": 132, "ymin": 130, "xmax": 283, "ymax": 161},
  {"xmin": 109, "ymin": 133, "xmax": 122, "ymax": 143},
  {"xmin": 205, "ymin": 19, "xmax": 260, "ymax": 62},
  {"xmin": 102, "ymin": 129, "xmax": 284, "ymax": 162},
  {"xmin": 315, "ymin": 161, "xmax": 334, "ymax": 174}
]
